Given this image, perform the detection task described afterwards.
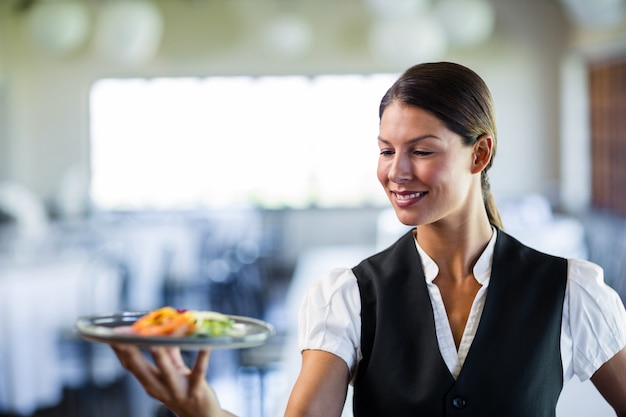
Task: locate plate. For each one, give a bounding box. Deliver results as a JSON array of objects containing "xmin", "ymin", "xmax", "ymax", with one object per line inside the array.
[{"xmin": 75, "ymin": 311, "xmax": 275, "ymax": 350}]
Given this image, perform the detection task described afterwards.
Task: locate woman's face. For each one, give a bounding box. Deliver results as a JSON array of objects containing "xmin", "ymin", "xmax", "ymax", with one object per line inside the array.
[{"xmin": 377, "ymin": 101, "xmax": 480, "ymax": 227}]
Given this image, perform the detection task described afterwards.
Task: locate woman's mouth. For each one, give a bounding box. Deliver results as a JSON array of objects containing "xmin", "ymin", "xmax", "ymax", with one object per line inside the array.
[{"xmin": 393, "ymin": 191, "xmax": 427, "ymax": 206}]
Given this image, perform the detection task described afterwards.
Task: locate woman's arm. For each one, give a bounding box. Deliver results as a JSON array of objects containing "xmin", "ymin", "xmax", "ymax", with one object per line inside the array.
[
  {"xmin": 112, "ymin": 344, "xmax": 237, "ymax": 417},
  {"xmin": 284, "ymin": 349, "xmax": 351, "ymax": 417},
  {"xmin": 591, "ymin": 346, "xmax": 626, "ymax": 417}
]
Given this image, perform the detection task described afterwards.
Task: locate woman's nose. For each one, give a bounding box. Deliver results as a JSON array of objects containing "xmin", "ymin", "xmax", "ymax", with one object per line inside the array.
[{"xmin": 389, "ymin": 154, "xmax": 412, "ymax": 183}]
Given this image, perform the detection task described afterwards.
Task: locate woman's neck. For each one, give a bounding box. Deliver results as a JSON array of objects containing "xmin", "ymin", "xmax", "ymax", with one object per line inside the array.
[{"xmin": 416, "ymin": 214, "xmax": 493, "ymax": 282}]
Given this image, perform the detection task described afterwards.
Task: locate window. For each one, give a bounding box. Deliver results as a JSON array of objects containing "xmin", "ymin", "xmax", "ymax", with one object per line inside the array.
[{"xmin": 89, "ymin": 73, "xmax": 397, "ymax": 211}]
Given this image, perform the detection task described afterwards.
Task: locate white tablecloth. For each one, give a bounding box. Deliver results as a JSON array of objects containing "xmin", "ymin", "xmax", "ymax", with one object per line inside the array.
[{"xmin": 0, "ymin": 252, "xmax": 123, "ymax": 415}]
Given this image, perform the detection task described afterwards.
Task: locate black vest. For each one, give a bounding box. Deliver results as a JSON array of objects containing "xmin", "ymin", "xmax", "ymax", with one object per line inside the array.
[{"xmin": 353, "ymin": 229, "xmax": 567, "ymax": 417}]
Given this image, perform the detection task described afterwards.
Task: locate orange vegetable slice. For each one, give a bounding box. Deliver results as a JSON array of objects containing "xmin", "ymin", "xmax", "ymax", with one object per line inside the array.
[{"xmin": 131, "ymin": 306, "xmax": 197, "ymax": 337}]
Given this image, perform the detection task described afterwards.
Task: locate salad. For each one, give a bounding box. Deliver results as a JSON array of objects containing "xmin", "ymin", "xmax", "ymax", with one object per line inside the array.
[{"xmin": 130, "ymin": 306, "xmax": 238, "ymax": 338}]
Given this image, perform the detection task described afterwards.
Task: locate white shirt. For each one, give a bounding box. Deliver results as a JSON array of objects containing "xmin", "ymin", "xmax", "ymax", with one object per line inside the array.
[{"xmin": 298, "ymin": 229, "xmax": 626, "ymax": 383}]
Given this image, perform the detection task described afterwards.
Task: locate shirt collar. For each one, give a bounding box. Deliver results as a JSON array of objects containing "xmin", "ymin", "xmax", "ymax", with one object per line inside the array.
[{"xmin": 414, "ymin": 227, "xmax": 497, "ymax": 285}]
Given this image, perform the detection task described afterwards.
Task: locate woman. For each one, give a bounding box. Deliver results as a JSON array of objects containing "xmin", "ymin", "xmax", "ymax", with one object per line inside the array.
[{"xmin": 113, "ymin": 62, "xmax": 626, "ymax": 417}]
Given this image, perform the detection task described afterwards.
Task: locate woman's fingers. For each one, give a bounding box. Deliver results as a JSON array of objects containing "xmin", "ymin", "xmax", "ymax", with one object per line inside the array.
[
  {"xmin": 111, "ymin": 344, "xmax": 169, "ymax": 399},
  {"xmin": 112, "ymin": 344, "xmax": 218, "ymax": 417},
  {"xmin": 112, "ymin": 344, "xmax": 188, "ymax": 402},
  {"xmin": 189, "ymin": 349, "xmax": 211, "ymax": 394},
  {"xmin": 163, "ymin": 346, "xmax": 189, "ymax": 371},
  {"xmin": 112, "ymin": 343, "xmax": 156, "ymax": 376},
  {"xmin": 150, "ymin": 347, "xmax": 190, "ymax": 401},
  {"xmin": 150, "ymin": 347, "xmax": 216, "ymax": 415}
]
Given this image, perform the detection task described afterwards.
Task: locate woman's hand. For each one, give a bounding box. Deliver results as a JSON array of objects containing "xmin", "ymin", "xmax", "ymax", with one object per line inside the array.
[{"xmin": 111, "ymin": 344, "xmax": 237, "ymax": 417}]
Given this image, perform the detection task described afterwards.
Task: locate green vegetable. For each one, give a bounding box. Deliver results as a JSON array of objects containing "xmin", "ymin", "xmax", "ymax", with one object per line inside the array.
[{"xmin": 192, "ymin": 311, "xmax": 235, "ymax": 337}]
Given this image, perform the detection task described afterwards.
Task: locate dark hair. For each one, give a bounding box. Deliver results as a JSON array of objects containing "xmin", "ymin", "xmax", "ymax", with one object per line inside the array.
[{"xmin": 379, "ymin": 61, "xmax": 503, "ymax": 229}]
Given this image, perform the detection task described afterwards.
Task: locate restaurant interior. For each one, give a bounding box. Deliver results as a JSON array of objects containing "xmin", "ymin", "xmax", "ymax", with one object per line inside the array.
[{"xmin": 1, "ymin": 0, "xmax": 626, "ymax": 416}]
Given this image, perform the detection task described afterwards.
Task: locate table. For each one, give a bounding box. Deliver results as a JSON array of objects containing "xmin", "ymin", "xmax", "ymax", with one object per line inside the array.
[{"xmin": 0, "ymin": 251, "xmax": 123, "ymax": 415}]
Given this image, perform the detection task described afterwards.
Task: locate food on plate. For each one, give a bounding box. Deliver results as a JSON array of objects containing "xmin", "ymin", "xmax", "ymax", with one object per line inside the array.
[
  {"xmin": 131, "ymin": 307, "xmax": 196, "ymax": 336},
  {"xmin": 193, "ymin": 310, "xmax": 236, "ymax": 337},
  {"xmin": 130, "ymin": 306, "xmax": 236, "ymax": 338}
]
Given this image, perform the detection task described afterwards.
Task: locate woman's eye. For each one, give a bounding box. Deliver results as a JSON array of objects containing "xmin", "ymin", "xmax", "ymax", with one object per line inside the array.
[
  {"xmin": 414, "ymin": 150, "xmax": 434, "ymax": 156},
  {"xmin": 379, "ymin": 150, "xmax": 394, "ymax": 157}
]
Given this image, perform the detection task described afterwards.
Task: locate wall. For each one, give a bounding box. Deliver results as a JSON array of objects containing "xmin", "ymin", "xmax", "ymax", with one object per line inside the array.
[
  {"xmin": 0, "ymin": 5, "xmax": 10, "ymax": 181},
  {"xmin": 0, "ymin": 84, "xmax": 8, "ymax": 181},
  {"xmin": 0, "ymin": 0, "xmax": 617, "ymax": 212},
  {"xmin": 560, "ymin": 16, "xmax": 626, "ymax": 213}
]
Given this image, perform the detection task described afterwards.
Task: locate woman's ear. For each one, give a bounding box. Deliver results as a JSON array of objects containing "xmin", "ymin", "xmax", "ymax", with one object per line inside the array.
[{"xmin": 471, "ymin": 134, "xmax": 493, "ymax": 174}]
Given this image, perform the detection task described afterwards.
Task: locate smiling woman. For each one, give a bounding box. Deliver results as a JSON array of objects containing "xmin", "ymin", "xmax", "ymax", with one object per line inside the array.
[
  {"xmin": 107, "ymin": 61, "xmax": 626, "ymax": 417},
  {"xmin": 89, "ymin": 73, "xmax": 396, "ymax": 212}
]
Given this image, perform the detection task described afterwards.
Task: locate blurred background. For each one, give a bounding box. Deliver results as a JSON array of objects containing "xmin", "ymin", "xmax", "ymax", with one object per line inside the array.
[{"xmin": 0, "ymin": 0, "xmax": 625, "ymax": 416}]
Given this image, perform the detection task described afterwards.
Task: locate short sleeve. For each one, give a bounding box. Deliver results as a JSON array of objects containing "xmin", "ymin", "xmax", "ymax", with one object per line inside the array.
[
  {"xmin": 297, "ymin": 267, "xmax": 362, "ymax": 375},
  {"xmin": 566, "ymin": 258, "xmax": 626, "ymax": 381}
]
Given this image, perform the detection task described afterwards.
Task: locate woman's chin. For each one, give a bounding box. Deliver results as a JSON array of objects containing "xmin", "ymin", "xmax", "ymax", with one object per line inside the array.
[{"xmin": 392, "ymin": 210, "xmax": 420, "ymax": 227}]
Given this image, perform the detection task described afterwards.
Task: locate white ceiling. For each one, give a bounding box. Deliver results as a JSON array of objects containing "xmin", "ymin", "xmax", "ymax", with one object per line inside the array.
[{"xmin": 557, "ymin": 0, "xmax": 626, "ymax": 29}]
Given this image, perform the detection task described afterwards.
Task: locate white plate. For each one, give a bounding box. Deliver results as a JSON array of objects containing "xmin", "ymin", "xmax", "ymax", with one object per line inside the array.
[{"xmin": 75, "ymin": 311, "xmax": 275, "ymax": 350}]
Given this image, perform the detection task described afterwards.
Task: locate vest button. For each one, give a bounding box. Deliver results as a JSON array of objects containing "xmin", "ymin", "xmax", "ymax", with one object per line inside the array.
[{"xmin": 452, "ymin": 397, "xmax": 467, "ymax": 409}]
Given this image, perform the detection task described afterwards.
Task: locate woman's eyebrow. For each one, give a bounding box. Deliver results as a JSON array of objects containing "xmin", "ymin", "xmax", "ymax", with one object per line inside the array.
[{"xmin": 377, "ymin": 134, "xmax": 441, "ymax": 145}]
